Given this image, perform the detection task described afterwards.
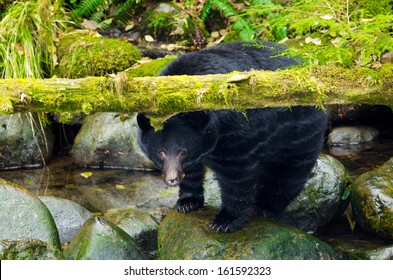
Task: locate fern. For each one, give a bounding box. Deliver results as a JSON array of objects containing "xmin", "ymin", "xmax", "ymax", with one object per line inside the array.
[
  {"xmin": 71, "ymin": 0, "xmax": 104, "ymax": 22},
  {"xmin": 71, "ymin": 0, "xmax": 144, "ymax": 29},
  {"xmin": 201, "ymin": 0, "xmax": 256, "ymax": 41}
]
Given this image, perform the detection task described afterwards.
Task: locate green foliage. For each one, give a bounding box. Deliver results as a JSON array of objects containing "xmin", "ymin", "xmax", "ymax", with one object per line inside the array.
[
  {"xmin": 201, "ymin": 0, "xmax": 257, "ymax": 41},
  {"xmin": 70, "ymin": 0, "xmax": 145, "ymax": 28},
  {"xmin": 250, "ymin": 0, "xmax": 393, "ymax": 67},
  {"xmin": 0, "ymin": 0, "xmax": 68, "ymax": 78}
]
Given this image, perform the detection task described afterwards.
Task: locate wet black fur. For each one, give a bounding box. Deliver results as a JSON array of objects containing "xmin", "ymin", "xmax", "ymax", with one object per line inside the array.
[{"xmin": 137, "ymin": 41, "xmax": 328, "ymax": 232}]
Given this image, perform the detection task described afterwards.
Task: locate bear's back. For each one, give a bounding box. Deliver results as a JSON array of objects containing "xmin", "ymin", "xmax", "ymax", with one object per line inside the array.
[{"xmin": 158, "ymin": 41, "xmax": 300, "ymax": 76}]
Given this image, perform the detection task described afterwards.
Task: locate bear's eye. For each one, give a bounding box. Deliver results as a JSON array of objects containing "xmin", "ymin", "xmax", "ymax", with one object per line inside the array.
[
  {"xmin": 178, "ymin": 149, "xmax": 187, "ymax": 157},
  {"xmin": 157, "ymin": 150, "xmax": 166, "ymax": 159}
]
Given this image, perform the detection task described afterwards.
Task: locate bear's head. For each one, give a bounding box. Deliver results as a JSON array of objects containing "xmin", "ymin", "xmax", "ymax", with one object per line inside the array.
[{"xmin": 137, "ymin": 111, "xmax": 218, "ymax": 186}]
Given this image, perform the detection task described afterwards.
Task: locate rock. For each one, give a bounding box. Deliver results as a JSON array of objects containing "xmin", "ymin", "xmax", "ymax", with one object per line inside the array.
[
  {"xmin": 282, "ymin": 154, "xmax": 350, "ymax": 232},
  {"xmin": 104, "ymin": 208, "xmax": 159, "ymax": 256},
  {"xmin": 328, "ymin": 239, "xmax": 393, "ymax": 260},
  {"xmin": 0, "ymin": 179, "xmax": 60, "ymax": 247},
  {"xmin": 203, "ymin": 154, "xmax": 350, "ymax": 232},
  {"xmin": 71, "ymin": 113, "xmax": 154, "ymax": 169},
  {"xmin": 158, "ymin": 208, "xmax": 340, "ymax": 260},
  {"xmin": 39, "ymin": 196, "xmax": 93, "ymax": 244},
  {"xmin": 327, "ymin": 125, "xmax": 379, "ymax": 146},
  {"xmin": 0, "ymin": 239, "xmax": 63, "ymax": 260},
  {"xmin": 64, "ymin": 216, "xmax": 149, "ymax": 260},
  {"xmin": 57, "ymin": 32, "xmax": 141, "ymax": 78},
  {"xmin": 351, "ymin": 157, "xmax": 393, "ymax": 240},
  {"xmin": 0, "ymin": 113, "xmax": 53, "ymax": 169}
]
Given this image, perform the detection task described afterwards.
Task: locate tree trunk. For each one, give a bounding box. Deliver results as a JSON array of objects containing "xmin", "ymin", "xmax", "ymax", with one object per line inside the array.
[{"xmin": 1, "ymin": 65, "xmax": 393, "ymax": 116}]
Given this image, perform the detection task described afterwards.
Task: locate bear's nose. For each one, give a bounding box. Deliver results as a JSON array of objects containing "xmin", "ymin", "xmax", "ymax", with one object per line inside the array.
[{"xmin": 165, "ymin": 178, "xmax": 180, "ymax": 186}]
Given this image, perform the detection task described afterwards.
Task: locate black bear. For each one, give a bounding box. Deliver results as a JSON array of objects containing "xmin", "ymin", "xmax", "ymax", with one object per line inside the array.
[{"xmin": 137, "ymin": 41, "xmax": 328, "ymax": 232}]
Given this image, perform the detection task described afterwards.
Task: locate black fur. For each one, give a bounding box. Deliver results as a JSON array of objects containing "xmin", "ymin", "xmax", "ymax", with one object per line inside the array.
[{"xmin": 137, "ymin": 42, "xmax": 327, "ymax": 232}]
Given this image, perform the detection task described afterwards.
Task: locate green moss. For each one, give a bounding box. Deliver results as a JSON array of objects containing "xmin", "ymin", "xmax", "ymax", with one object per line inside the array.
[
  {"xmin": 158, "ymin": 208, "xmax": 339, "ymax": 260},
  {"xmin": 351, "ymin": 158, "xmax": 393, "ymax": 240},
  {"xmin": 57, "ymin": 31, "xmax": 141, "ymax": 78},
  {"xmin": 125, "ymin": 56, "xmax": 177, "ymax": 77}
]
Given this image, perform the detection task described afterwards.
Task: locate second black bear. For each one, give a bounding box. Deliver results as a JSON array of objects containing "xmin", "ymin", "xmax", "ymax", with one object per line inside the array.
[{"xmin": 137, "ymin": 42, "xmax": 328, "ymax": 232}]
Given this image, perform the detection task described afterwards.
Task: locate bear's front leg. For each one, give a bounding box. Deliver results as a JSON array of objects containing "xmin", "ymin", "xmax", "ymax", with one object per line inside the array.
[
  {"xmin": 176, "ymin": 164, "xmax": 205, "ymax": 213},
  {"xmin": 210, "ymin": 180, "xmax": 255, "ymax": 232}
]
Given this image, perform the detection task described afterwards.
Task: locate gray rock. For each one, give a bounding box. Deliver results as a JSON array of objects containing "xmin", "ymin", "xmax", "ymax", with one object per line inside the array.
[
  {"xmin": 282, "ymin": 154, "xmax": 349, "ymax": 232},
  {"xmin": 0, "ymin": 113, "xmax": 53, "ymax": 169},
  {"xmin": 0, "ymin": 179, "xmax": 60, "ymax": 247},
  {"xmin": 39, "ymin": 196, "xmax": 93, "ymax": 244},
  {"xmin": 351, "ymin": 157, "xmax": 393, "ymax": 240},
  {"xmin": 64, "ymin": 216, "xmax": 149, "ymax": 260},
  {"xmin": 327, "ymin": 126, "xmax": 379, "ymax": 146},
  {"xmin": 71, "ymin": 113, "xmax": 154, "ymax": 169}
]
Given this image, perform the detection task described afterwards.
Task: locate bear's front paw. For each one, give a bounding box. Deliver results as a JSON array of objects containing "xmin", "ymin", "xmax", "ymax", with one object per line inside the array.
[
  {"xmin": 176, "ymin": 197, "xmax": 204, "ymax": 213},
  {"xmin": 210, "ymin": 210, "xmax": 248, "ymax": 233}
]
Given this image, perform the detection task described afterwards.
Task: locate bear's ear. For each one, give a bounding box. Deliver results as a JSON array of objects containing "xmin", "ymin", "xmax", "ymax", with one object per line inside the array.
[
  {"xmin": 137, "ymin": 113, "xmax": 154, "ymax": 132},
  {"xmin": 187, "ymin": 111, "xmax": 210, "ymax": 130}
]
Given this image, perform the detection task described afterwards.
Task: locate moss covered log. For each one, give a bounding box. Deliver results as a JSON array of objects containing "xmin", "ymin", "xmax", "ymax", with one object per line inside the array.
[{"xmin": 1, "ymin": 65, "xmax": 393, "ymax": 116}]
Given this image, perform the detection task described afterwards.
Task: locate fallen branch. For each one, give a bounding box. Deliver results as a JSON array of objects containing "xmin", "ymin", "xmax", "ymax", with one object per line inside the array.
[{"xmin": 1, "ymin": 65, "xmax": 393, "ymax": 116}]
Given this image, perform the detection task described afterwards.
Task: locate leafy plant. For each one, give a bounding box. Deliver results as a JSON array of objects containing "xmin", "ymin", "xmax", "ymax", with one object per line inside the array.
[
  {"xmin": 70, "ymin": 0, "xmax": 145, "ymax": 28},
  {"xmin": 201, "ymin": 0, "xmax": 257, "ymax": 41},
  {"xmin": 0, "ymin": 0, "xmax": 68, "ymax": 78},
  {"xmin": 250, "ymin": 0, "xmax": 393, "ymax": 67}
]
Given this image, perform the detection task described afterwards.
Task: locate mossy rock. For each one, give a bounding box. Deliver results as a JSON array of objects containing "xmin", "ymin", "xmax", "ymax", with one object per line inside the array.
[
  {"xmin": 57, "ymin": 31, "xmax": 141, "ymax": 78},
  {"xmin": 351, "ymin": 157, "xmax": 393, "ymax": 240},
  {"xmin": 0, "ymin": 179, "xmax": 60, "ymax": 248},
  {"xmin": 328, "ymin": 238, "xmax": 393, "ymax": 260},
  {"xmin": 0, "ymin": 239, "xmax": 63, "ymax": 260},
  {"xmin": 64, "ymin": 216, "xmax": 149, "ymax": 260},
  {"xmin": 125, "ymin": 56, "xmax": 177, "ymax": 77},
  {"xmin": 104, "ymin": 207, "xmax": 160, "ymax": 256},
  {"xmin": 158, "ymin": 207, "xmax": 339, "ymax": 260}
]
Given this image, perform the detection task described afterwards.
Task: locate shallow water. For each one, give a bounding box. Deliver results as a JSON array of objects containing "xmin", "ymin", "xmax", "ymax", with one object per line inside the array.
[{"xmin": 1, "ymin": 136, "xmax": 393, "ymax": 255}]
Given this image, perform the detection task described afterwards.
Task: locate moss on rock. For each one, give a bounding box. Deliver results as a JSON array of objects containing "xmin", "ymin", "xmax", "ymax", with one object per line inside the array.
[
  {"xmin": 158, "ymin": 207, "xmax": 340, "ymax": 260},
  {"xmin": 351, "ymin": 157, "xmax": 393, "ymax": 240},
  {"xmin": 57, "ymin": 31, "xmax": 141, "ymax": 78}
]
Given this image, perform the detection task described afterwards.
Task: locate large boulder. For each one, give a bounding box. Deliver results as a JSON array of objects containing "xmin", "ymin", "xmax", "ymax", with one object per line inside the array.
[
  {"xmin": 39, "ymin": 196, "xmax": 93, "ymax": 244},
  {"xmin": 0, "ymin": 113, "xmax": 53, "ymax": 169},
  {"xmin": 351, "ymin": 157, "xmax": 393, "ymax": 240},
  {"xmin": 0, "ymin": 179, "xmax": 60, "ymax": 247},
  {"xmin": 71, "ymin": 113, "xmax": 154, "ymax": 169},
  {"xmin": 158, "ymin": 208, "xmax": 340, "ymax": 260},
  {"xmin": 64, "ymin": 216, "xmax": 149, "ymax": 260}
]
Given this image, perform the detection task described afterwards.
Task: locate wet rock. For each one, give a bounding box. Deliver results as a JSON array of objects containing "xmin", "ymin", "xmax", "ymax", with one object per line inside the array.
[
  {"xmin": 327, "ymin": 126, "xmax": 379, "ymax": 146},
  {"xmin": 204, "ymin": 154, "xmax": 350, "ymax": 232},
  {"xmin": 71, "ymin": 113, "xmax": 154, "ymax": 169},
  {"xmin": 104, "ymin": 208, "xmax": 159, "ymax": 256},
  {"xmin": 0, "ymin": 239, "xmax": 63, "ymax": 260},
  {"xmin": 0, "ymin": 179, "xmax": 60, "ymax": 247},
  {"xmin": 282, "ymin": 154, "xmax": 350, "ymax": 232},
  {"xmin": 64, "ymin": 216, "xmax": 149, "ymax": 260},
  {"xmin": 57, "ymin": 32, "xmax": 141, "ymax": 78},
  {"xmin": 39, "ymin": 196, "xmax": 93, "ymax": 244},
  {"xmin": 351, "ymin": 157, "xmax": 393, "ymax": 240},
  {"xmin": 0, "ymin": 113, "xmax": 53, "ymax": 169},
  {"xmin": 158, "ymin": 208, "xmax": 340, "ymax": 260},
  {"xmin": 328, "ymin": 239, "xmax": 393, "ymax": 260}
]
